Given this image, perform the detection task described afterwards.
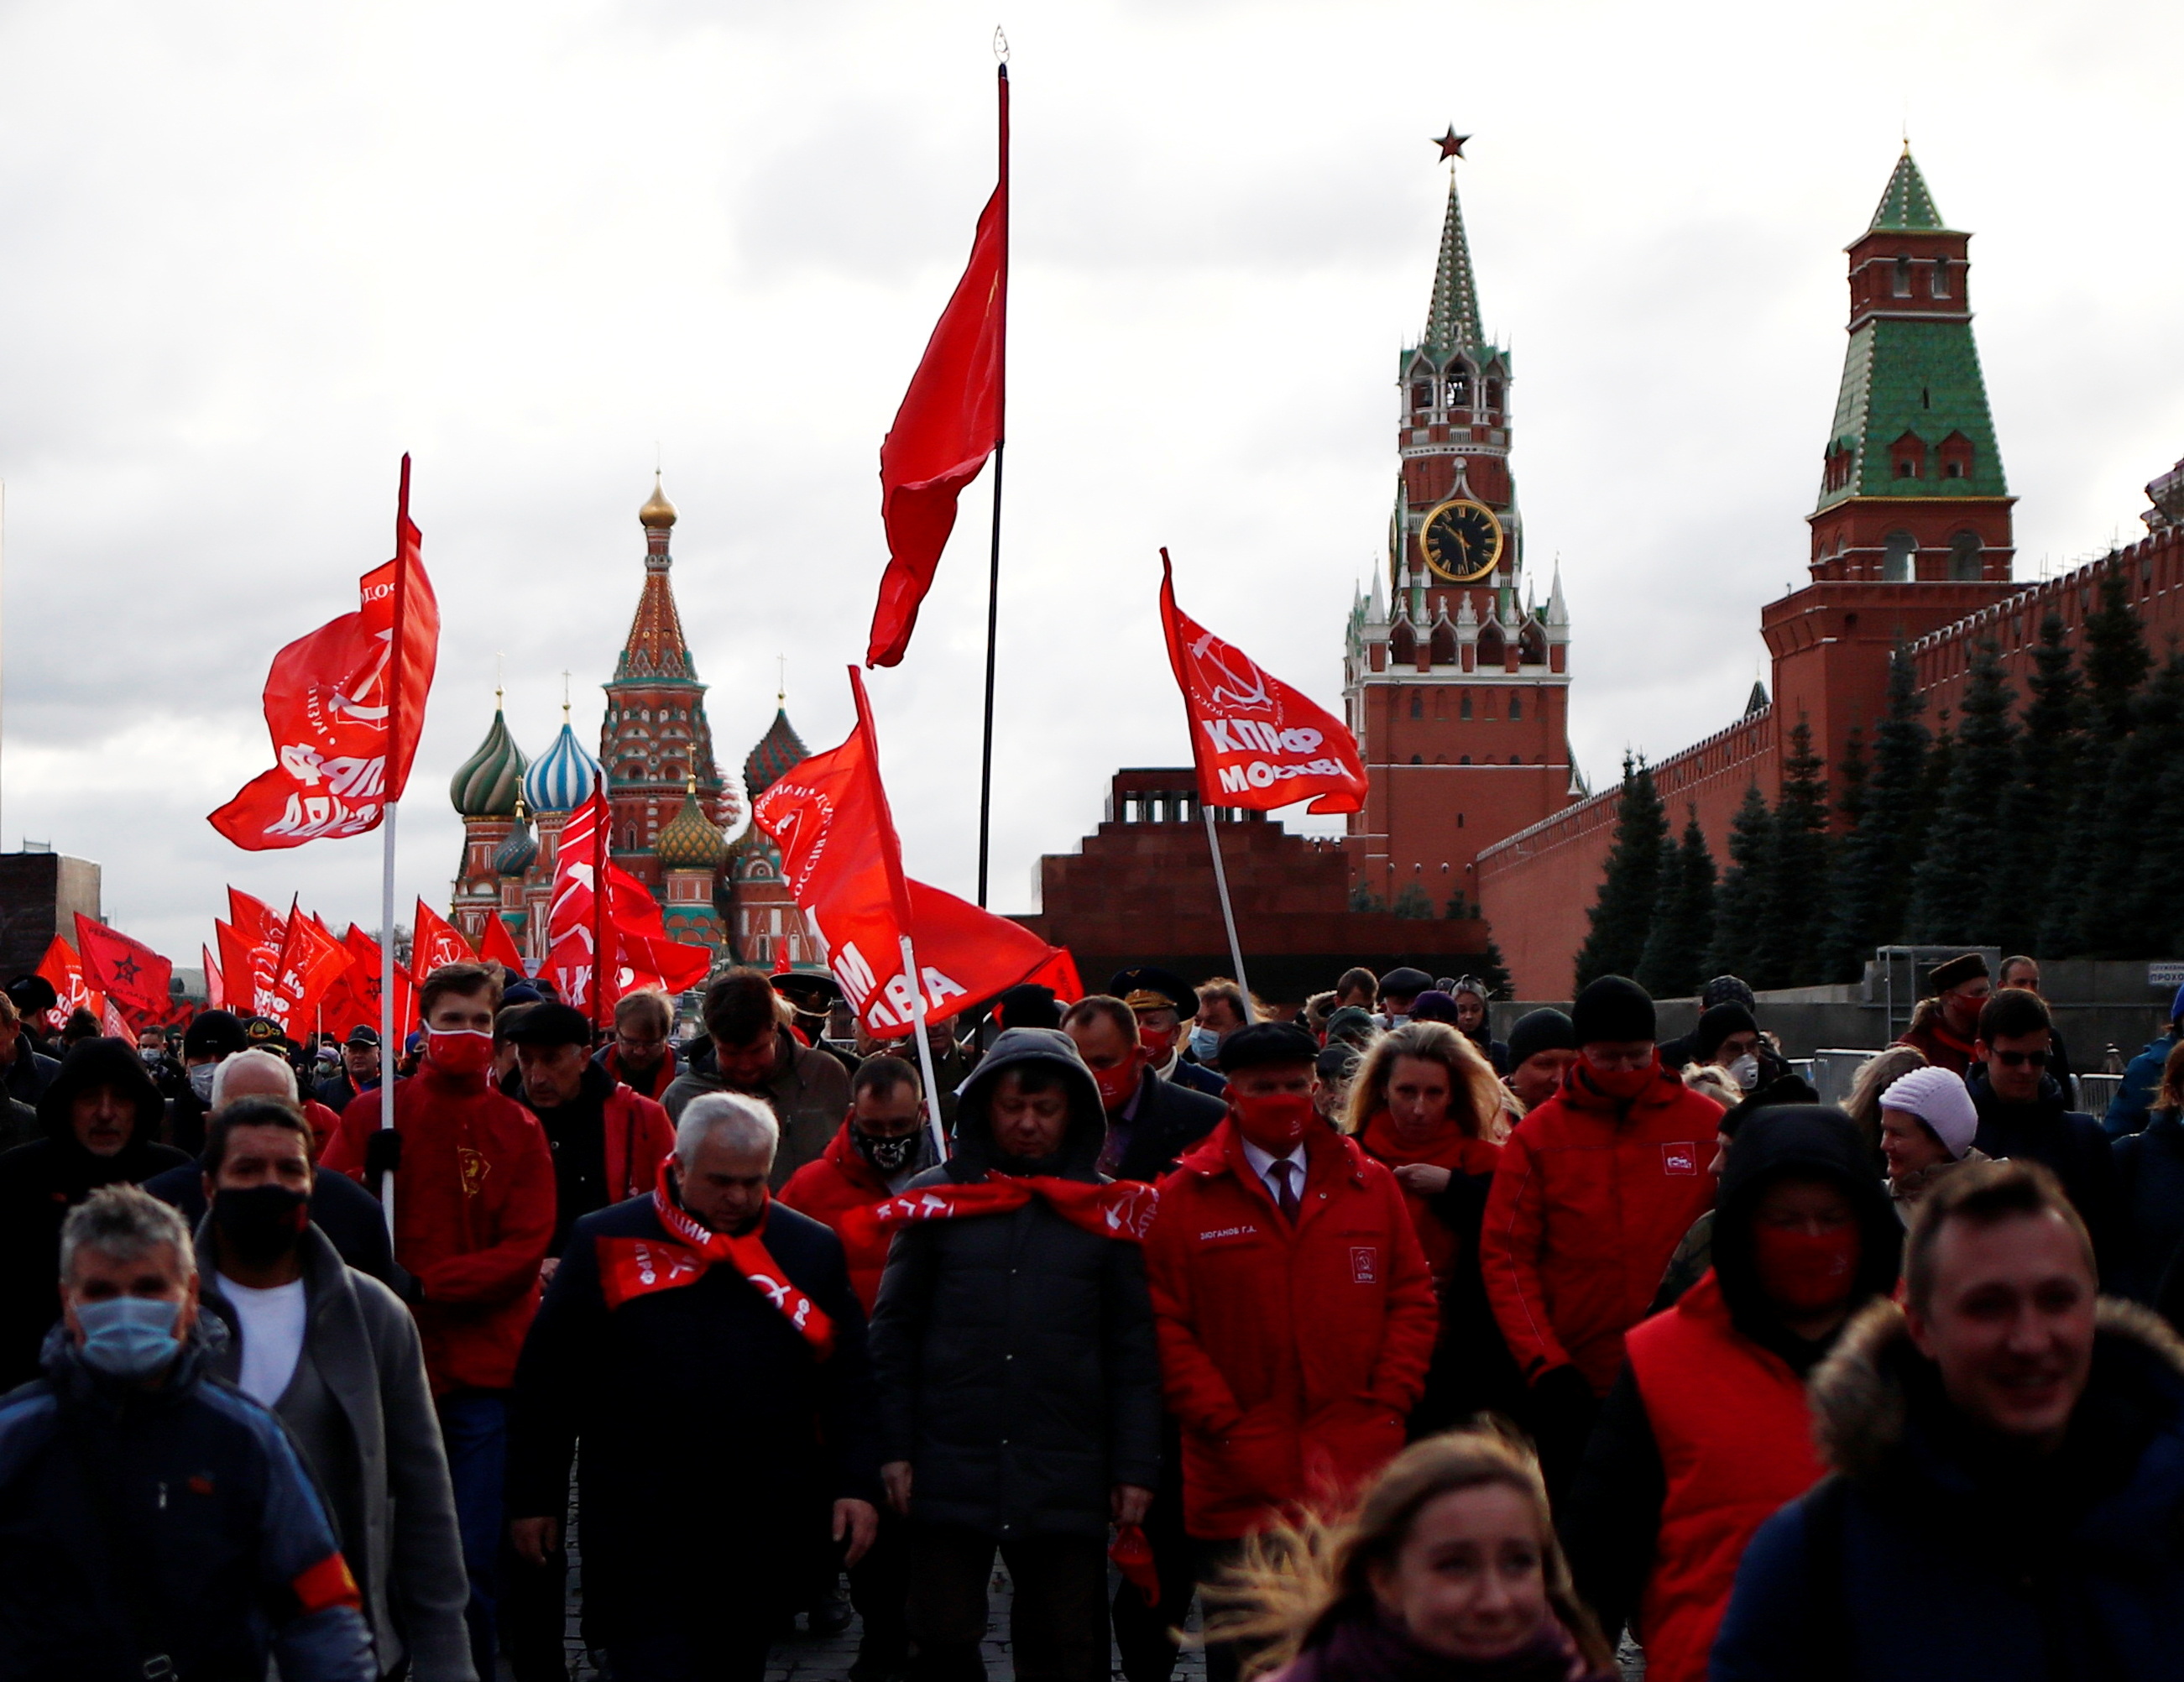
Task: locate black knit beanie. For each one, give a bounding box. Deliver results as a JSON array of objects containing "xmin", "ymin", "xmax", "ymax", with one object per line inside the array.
[
  {"xmin": 1506, "ymin": 1008, "xmax": 1576, "ymax": 1068},
  {"xmin": 1571, "ymin": 976, "xmax": 1655, "ymax": 1046}
]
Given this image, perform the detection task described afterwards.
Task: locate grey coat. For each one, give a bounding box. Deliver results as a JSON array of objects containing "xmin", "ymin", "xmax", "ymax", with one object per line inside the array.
[
  {"xmin": 867, "ymin": 1027, "xmax": 1163, "ymax": 1541},
  {"xmin": 197, "ymin": 1219, "xmax": 474, "ymax": 1682}
]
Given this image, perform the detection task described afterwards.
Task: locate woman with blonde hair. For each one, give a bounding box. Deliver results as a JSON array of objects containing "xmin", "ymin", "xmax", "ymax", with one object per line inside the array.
[
  {"xmin": 1347, "ymin": 1022, "xmax": 1523, "ymax": 1434},
  {"xmin": 1210, "ymin": 1425, "xmax": 1616, "ymax": 1682},
  {"xmin": 1842, "ymin": 1044, "xmax": 1925, "ymax": 1153}
]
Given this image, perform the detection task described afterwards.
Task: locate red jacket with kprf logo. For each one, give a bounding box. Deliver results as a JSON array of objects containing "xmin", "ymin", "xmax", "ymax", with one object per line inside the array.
[
  {"xmin": 1480, "ymin": 1063, "xmax": 1723, "ymax": 1396},
  {"xmin": 1143, "ymin": 1120, "xmax": 1438, "ymax": 1540}
]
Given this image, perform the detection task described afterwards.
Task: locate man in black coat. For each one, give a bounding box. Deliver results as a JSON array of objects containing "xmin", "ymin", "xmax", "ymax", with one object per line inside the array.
[
  {"xmin": 1110, "ymin": 968, "xmax": 1225, "ymax": 1099},
  {"xmin": 869, "ymin": 1027, "xmax": 1163, "ymax": 1682},
  {"xmin": 1970, "ymin": 987, "xmax": 2123, "ymax": 1279},
  {"xmin": 506, "ymin": 1091, "xmax": 879, "ymax": 1682},
  {"xmin": 0, "ymin": 1037, "xmax": 190, "ymax": 1387}
]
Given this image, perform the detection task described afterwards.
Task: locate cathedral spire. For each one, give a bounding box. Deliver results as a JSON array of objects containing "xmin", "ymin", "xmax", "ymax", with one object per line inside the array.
[
  {"xmin": 1422, "ymin": 167, "xmax": 1483, "ymax": 354},
  {"xmin": 618, "ymin": 476, "xmax": 698, "ymax": 682}
]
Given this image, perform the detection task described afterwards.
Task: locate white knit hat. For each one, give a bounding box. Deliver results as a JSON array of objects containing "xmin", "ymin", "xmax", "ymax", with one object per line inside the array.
[{"xmin": 1880, "ymin": 1066, "xmax": 1980, "ymax": 1160}]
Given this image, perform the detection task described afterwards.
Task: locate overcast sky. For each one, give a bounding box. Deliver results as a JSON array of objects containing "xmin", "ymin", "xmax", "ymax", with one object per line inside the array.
[{"xmin": 3, "ymin": 0, "xmax": 2181, "ymax": 961}]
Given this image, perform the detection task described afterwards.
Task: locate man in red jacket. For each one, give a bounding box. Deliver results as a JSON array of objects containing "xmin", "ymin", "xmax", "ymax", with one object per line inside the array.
[
  {"xmin": 1481, "ymin": 974, "xmax": 1723, "ymax": 1499},
  {"xmin": 320, "ymin": 961, "xmax": 555, "ymax": 1679},
  {"xmin": 1143, "ymin": 1021, "xmax": 1437, "ymax": 1682}
]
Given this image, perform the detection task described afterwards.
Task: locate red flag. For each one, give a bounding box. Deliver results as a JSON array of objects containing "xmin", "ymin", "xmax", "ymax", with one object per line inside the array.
[
  {"xmin": 341, "ymin": 927, "xmax": 415, "ymax": 1041},
  {"xmin": 1159, "ymin": 550, "xmax": 1368, "ymax": 816},
  {"xmin": 34, "ymin": 937, "xmax": 104, "ymax": 1032},
  {"xmin": 73, "ymin": 916, "xmax": 173, "ymax": 1020},
  {"xmin": 222, "ymin": 891, "xmax": 289, "ymax": 1017},
  {"xmin": 209, "ymin": 457, "xmax": 440, "ymax": 849},
  {"xmin": 412, "ymin": 900, "xmax": 477, "ymax": 975},
  {"xmin": 266, "ymin": 904, "xmax": 354, "ymax": 1037},
  {"xmin": 478, "ymin": 913, "xmax": 527, "ymax": 979},
  {"xmin": 865, "ymin": 68, "xmax": 1009, "ymax": 669},
  {"xmin": 771, "ymin": 943, "xmax": 792, "ymax": 977},
  {"xmin": 752, "ymin": 668, "xmax": 1074, "ymax": 1034},
  {"xmin": 541, "ymin": 796, "xmax": 709, "ymax": 1007},
  {"xmin": 202, "ymin": 944, "xmax": 226, "ymax": 1012}
]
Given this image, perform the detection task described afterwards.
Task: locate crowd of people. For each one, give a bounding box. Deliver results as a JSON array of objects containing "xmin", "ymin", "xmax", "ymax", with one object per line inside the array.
[{"xmin": 0, "ymin": 944, "xmax": 2181, "ymax": 1681}]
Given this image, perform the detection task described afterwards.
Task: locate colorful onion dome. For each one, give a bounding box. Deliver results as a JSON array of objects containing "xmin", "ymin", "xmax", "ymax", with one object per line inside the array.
[
  {"xmin": 744, "ymin": 708, "xmax": 810, "ymax": 800},
  {"xmin": 639, "ymin": 472, "xmax": 677, "ymax": 530},
  {"xmin": 494, "ymin": 803, "xmax": 539, "ymax": 876},
  {"xmin": 522, "ymin": 720, "xmax": 603, "ymax": 813},
  {"xmin": 655, "ymin": 780, "xmax": 728, "ymax": 871},
  {"xmin": 449, "ymin": 703, "xmax": 528, "ymax": 817}
]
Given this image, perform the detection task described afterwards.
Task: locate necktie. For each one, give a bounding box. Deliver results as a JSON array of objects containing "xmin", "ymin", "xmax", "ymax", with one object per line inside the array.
[{"xmin": 1270, "ymin": 1157, "xmax": 1300, "ymax": 1221}]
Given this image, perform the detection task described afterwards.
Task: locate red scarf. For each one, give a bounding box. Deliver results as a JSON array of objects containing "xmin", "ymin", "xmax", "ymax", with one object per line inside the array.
[
  {"xmin": 847, "ymin": 1174, "xmax": 1160, "ymax": 1246},
  {"xmin": 595, "ymin": 1158, "xmax": 835, "ymax": 1359}
]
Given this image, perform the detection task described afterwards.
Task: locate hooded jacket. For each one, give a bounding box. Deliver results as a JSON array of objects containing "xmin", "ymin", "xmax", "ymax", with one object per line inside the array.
[
  {"xmin": 0, "ymin": 1039, "xmax": 190, "ymax": 1387},
  {"xmin": 866, "ymin": 1027, "xmax": 1163, "ymax": 1540},
  {"xmin": 1480, "ymin": 1059, "xmax": 1723, "ymax": 1394},
  {"xmin": 1563, "ymin": 1106, "xmax": 1899, "ymax": 1682},
  {"xmin": 320, "ymin": 1062, "xmax": 556, "ymax": 1394},
  {"xmin": 0, "ymin": 1318, "xmax": 374, "ymax": 1681},
  {"xmin": 197, "ymin": 1220, "xmax": 474, "ymax": 1681},
  {"xmin": 1145, "ymin": 1118, "xmax": 1439, "ymax": 1539},
  {"xmin": 1967, "ymin": 1068, "xmax": 2122, "ymax": 1278},
  {"xmin": 1711, "ymin": 1297, "xmax": 2184, "ymax": 1682}
]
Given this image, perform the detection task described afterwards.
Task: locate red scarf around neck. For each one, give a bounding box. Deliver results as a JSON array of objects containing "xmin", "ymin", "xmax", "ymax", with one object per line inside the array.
[
  {"xmin": 594, "ymin": 1157, "xmax": 834, "ymax": 1359},
  {"xmin": 846, "ymin": 1174, "xmax": 1161, "ymax": 1248}
]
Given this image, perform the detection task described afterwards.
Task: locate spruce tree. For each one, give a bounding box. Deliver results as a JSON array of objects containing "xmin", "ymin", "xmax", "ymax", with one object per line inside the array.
[
  {"xmin": 1825, "ymin": 648, "xmax": 1929, "ymax": 976},
  {"xmin": 1706, "ymin": 783, "xmax": 1773, "ymax": 984},
  {"xmin": 1753, "ymin": 717, "xmax": 1830, "ymax": 989},
  {"xmin": 2043, "ymin": 571, "xmax": 2152, "ymax": 953},
  {"xmin": 2080, "ymin": 650, "xmax": 2184, "ymax": 957},
  {"xmin": 1638, "ymin": 812, "xmax": 1717, "ymax": 1000},
  {"xmin": 1392, "ymin": 881, "xmax": 1434, "ymax": 919},
  {"xmin": 1472, "ymin": 933, "xmax": 1515, "ymax": 1001},
  {"xmin": 1907, "ymin": 640, "xmax": 2019, "ymax": 944},
  {"xmin": 1987, "ymin": 613, "xmax": 2079, "ymax": 956},
  {"xmin": 1574, "ymin": 755, "xmax": 1668, "ymax": 990},
  {"xmin": 1823, "ymin": 728, "xmax": 1869, "ymax": 980}
]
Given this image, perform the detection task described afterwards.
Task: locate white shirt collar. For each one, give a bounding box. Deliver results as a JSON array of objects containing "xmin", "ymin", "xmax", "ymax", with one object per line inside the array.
[{"xmin": 1239, "ymin": 1136, "xmax": 1305, "ymax": 1180}]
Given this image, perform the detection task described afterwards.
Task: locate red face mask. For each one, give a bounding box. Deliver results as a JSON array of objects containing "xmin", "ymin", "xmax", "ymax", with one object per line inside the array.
[
  {"xmin": 1751, "ymin": 1222, "xmax": 1861, "ymax": 1313},
  {"xmin": 426, "ymin": 1028, "xmax": 495, "ymax": 1078},
  {"xmin": 1230, "ymin": 1090, "xmax": 1314, "ymax": 1154},
  {"xmin": 1138, "ymin": 1022, "xmax": 1178, "ymax": 1062},
  {"xmin": 1584, "ymin": 1055, "xmax": 1659, "ymax": 1101},
  {"xmin": 1091, "ymin": 1058, "xmax": 1141, "ymax": 1112}
]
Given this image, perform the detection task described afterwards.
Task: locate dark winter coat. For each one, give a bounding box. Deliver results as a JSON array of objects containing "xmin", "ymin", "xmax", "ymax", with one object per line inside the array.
[
  {"xmin": 2106, "ymin": 1029, "xmax": 2177, "ymax": 1137},
  {"xmin": 525, "ymin": 1062, "xmax": 676, "ymax": 1254},
  {"xmin": 1411, "ymin": 1159, "xmax": 1528, "ymax": 1437},
  {"xmin": 2114, "ymin": 1109, "xmax": 2184, "ymax": 1307},
  {"xmin": 1109, "ymin": 1066, "xmax": 1226, "ymax": 1185},
  {"xmin": 1710, "ymin": 1297, "xmax": 2184, "ymax": 1682},
  {"xmin": 0, "ymin": 1320, "xmax": 374, "ymax": 1682},
  {"xmin": 593, "ymin": 1042, "xmax": 677, "ymax": 1105},
  {"xmin": 0, "ymin": 1039, "xmax": 190, "ymax": 1387},
  {"xmin": 198, "ymin": 1220, "xmax": 473, "ymax": 1681},
  {"xmin": 142, "ymin": 1155, "xmax": 402, "ymax": 1289},
  {"xmin": 0, "ymin": 1039, "xmax": 57, "ymax": 1109},
  {"xmin": 1167, "ymin": 1057, "xmax": 1227, "ymax": 1098},
  {"xmin": 1563, "ymin": 1106, "xmax": 1899, "ymax": 1678},
  {"xmin": 506, "ymin": 1189, "xmax": 879, "ymax": 1637},
  {"xmin": 1967, "ymin": 1068, "xmax": 2123, "ymax": 1279},
  {"xmin": 867, "ymin": 1027, "xmax": 1163, "ymax": 1541}
]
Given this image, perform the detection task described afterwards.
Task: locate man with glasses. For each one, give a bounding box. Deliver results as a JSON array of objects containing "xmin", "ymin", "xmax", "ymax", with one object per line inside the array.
[
  {"xmin": 1969, "ymin": 986, "xmax": 2121, "ymax": 1280},
  {"xmin": 596, "ymin": 990, "xmax": 678, "ymax": 1104}
]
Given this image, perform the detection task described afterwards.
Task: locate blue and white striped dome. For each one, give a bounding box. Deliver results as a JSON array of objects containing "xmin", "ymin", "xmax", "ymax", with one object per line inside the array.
[{"xmin": 521, "ymin": 721, "xmax": 602, "ymax": 813}]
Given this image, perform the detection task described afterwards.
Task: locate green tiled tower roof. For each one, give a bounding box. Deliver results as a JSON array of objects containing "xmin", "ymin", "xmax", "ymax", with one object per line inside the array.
[
  {"xmin": 1422, "ymin": 172, "xmax": 1483, "ymax": 354},
  {"xmin": 1869, "ymin": 147, "xmax": 1946, "ymax": 232}
]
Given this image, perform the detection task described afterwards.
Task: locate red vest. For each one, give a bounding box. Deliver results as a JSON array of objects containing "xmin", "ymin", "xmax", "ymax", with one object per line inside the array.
[{"xmin": 1623, "ymin": 1271, "xmax": 1822, "ymax": 1682}]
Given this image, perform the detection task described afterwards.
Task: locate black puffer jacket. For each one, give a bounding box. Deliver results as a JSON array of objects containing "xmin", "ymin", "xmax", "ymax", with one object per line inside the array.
[{"xmin": 868, "ymin": 1027, "xmax": 1163, "ymax": 1539}]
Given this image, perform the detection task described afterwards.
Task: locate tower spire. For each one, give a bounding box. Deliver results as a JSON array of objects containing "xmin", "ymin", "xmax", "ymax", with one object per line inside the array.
[{"xmin": 1422, "ymin": 160, "xmax": 1483, "ymax": 353}]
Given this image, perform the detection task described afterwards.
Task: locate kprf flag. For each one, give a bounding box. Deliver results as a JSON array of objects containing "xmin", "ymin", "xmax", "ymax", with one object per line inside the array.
[
  {"xmin": 478, "ymin": 913, "xmax": 527, "ymax": 979},
  {"xmin": 34, "ymin": 937, "xmax": 104, "ymax": 1032},
  {"xmin": 412, "ymin": 900, "xmax": 477, "ymax": 975},
  {"xmin": 752, "ymin": 668, "xmax": 1076, "ymax": 1035},
  {"xmin": 268, "ymin": 906, "xmax": 355, "ymax": 1037},
  {"xmin": 224, "ymin": 890, "xmax": 289, "ymax": 1016},
  {"xmin": 542, "ymin": 792, "xmax": 712, "ymax": 1015},
  {"xmin": 865, "ymin": 67, "xmax": 1009, "ymax": 669},
  {"xmin": 1159, "ymin": 550, "xmax": 1368, "ymax": 815},
  {"xmin": 210, "ymin": 457, "xmax": 441, "ymax": 849},
  {"xmin": 73, "ymin": 916, "xmax": 173, "ymax": 1020}
]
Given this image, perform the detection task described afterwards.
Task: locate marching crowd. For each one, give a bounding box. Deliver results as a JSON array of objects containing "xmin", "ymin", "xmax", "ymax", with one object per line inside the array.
[{"xmin": 0, "ymin": 947, "xmax": 2180, "ymax": 1681}]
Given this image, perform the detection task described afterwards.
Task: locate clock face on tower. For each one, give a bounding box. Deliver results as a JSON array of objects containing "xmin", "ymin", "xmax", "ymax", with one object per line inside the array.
[{"xmin": 1419, "ymin": 498, "xmax": 1506, "ymax": 584}]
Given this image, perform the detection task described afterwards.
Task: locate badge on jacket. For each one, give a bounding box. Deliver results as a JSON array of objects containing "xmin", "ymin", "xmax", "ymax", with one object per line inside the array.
[
  {"xmin": 1661, "ymin": 1142, "xmax": 1699, "ymax": 1176},
  {"xmin": 1350, "ymin": 1246, "xmax": 1379, "ymax": 1284}
]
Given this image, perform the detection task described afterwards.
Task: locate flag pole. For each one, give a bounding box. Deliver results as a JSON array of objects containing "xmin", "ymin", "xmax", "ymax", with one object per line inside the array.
[
  {"xmin": 974, "ymin": 58, "xmax": 1010, "ymax": 909},
  {"xmin": 379, "ymin": 454, "xmax": 413, "ymax": 1239},
  {"xmin": 1201, "ymin": 803, "xmax": 1255, "ymax": 1024},
  {"xmin": 899, "ymin": 932, "xmax": 949, "ymax": 1163}
]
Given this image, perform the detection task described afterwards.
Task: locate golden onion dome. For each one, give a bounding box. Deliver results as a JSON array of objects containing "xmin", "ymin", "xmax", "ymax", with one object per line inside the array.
[
  {"xmin": 655, "ymin": 779, "xmax": 727, "ymax": 871},
  {"xmin": 639, "ymin": 472, "xmax": 677, "ymax": 530}
]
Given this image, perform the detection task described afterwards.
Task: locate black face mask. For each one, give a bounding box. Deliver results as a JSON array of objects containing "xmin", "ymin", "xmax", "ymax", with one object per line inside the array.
[
  {"xmin": 213, "ymin": 1184, "xmax": 311, "ymax": 1266},
  {"xmin": 854, "ymin": 1129, "xmax": 917, "ymax": 1175}
]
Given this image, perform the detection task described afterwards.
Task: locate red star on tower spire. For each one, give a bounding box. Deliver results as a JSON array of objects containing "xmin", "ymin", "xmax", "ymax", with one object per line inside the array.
[{"xmin": 1434, "ymin": 127, "xmax": 1469, "ymax": 161}]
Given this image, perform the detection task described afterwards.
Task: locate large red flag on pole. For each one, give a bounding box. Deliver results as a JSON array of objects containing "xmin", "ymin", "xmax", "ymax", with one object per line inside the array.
[
  {"xmin": 73, "ymin": 916, "xmax": 173, "ymax": 1021},
  {"xmin": 34, "ymin": 937, "xmax": 104, "ymax": 1032},
  {"xmin": 202, "ymin": 944, "xmax": 226, "ymax": 1012},
  {"xmin": 477, "ymin": 912, "xmax": 526, "ymax": 979},
  {"xmin": 865, "ymin": 65, "xmax": 1008, "ymax": 670},
  {"xmin": 266, "ymin": 901, "xmax": 355, "ymax": 1039},
  {"xmin": 412, "ymin": 899, "xmax": 477, "ymax": 974}
]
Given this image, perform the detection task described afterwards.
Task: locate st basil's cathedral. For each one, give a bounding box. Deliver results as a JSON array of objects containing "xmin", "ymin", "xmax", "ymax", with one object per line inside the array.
[{"xmin": 442, "ymin": 477, "xmax": 820, "ymax": 974}]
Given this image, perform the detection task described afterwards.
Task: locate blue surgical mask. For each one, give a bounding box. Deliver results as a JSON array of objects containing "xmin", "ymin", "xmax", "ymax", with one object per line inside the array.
[
  {"xmin": 76, "ymin": 1296, "xmax": 183, "ymax": 1379},
  {"xmin": 1189, "ymin": 1026, "xmax": 1221, "ymax": 1062}
]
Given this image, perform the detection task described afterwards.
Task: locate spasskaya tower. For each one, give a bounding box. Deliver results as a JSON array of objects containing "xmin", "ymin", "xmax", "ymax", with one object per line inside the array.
[{"xmin": 1343, "ymin": 131, "xmax": 1578, "ymax": 917}]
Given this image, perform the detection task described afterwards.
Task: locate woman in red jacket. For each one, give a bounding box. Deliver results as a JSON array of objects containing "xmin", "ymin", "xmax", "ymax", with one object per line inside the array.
[{"xmin": 1560, "ymin": 1105, "xmax": 1901, "ymax": 1682}]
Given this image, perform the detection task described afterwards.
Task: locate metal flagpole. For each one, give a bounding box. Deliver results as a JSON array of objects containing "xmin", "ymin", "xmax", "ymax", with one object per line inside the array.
[
  {"xmin": 974, "ymin": 54, "xmax": 1010, "ymax": 908},
  {"xmin": 899, "ymin": 933, "xmax": 949, "ymax": 1162},
  {"xmin": 1201, "ymin": 804, "xmax": 1255, "ymax": 1024},
  {"xmin": 379, "ymin": 801, "xmax": 398, "ymax": 1235}
]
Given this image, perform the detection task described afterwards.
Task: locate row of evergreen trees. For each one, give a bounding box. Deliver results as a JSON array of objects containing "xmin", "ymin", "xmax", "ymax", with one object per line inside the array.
[{"xmin": 1574, "ymin": 569, "xmax": 2181, "ymax": 997}]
